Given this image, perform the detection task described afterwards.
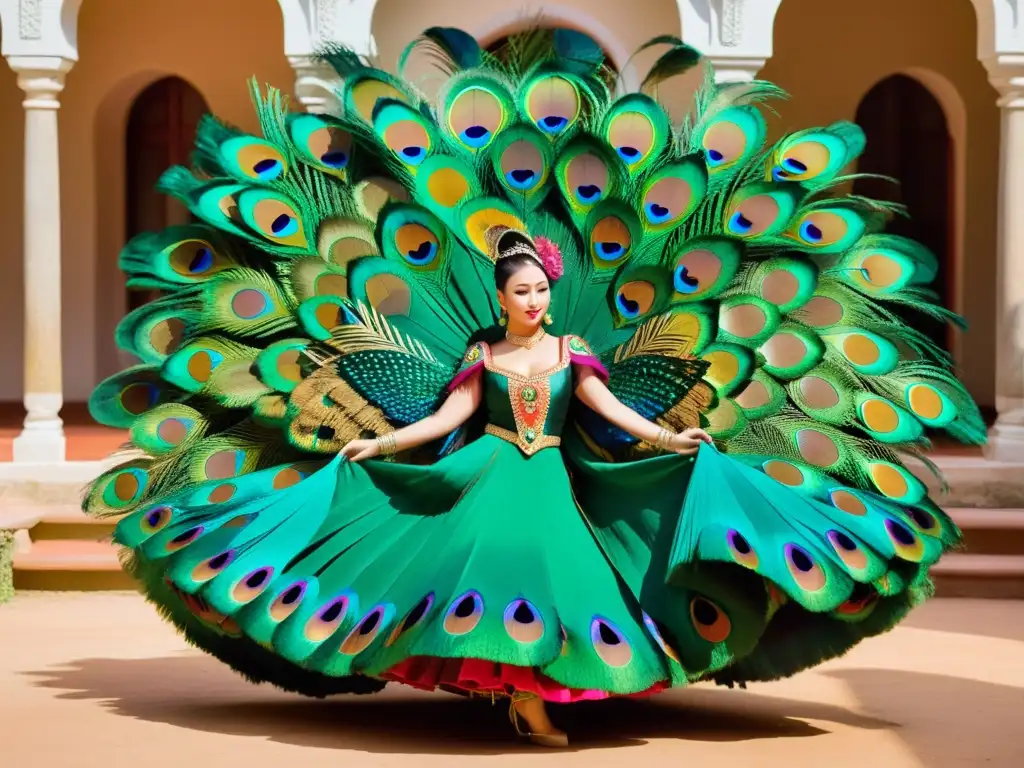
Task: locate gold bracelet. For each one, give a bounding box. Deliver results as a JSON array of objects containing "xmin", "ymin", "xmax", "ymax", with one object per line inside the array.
[
  {"xmin": 376, "ymin": 432, "xmax": 397, "ymax": 456},
  {"xmin": 656, "ymin": 427, "xmax": 675, "ymax": 451}
]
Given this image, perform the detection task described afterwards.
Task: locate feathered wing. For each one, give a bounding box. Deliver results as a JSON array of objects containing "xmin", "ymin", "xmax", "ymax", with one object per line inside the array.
[
  {"xmin": 553, "ymin": 67, "xmax": 984, "ymax": 681},
  {"xmin": 85, "ymin": 27, "xmax": 981, "ymax": 690}
]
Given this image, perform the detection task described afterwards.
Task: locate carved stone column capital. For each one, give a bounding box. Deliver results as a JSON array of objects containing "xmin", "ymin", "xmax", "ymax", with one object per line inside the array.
[{"xmin": 7, "ymin": 55, "xmax": 72, "ymax": 109}]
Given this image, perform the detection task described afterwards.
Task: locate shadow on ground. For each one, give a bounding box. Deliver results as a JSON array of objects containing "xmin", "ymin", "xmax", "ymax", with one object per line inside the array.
[
  {"xmin": 825, "ymin": 669, "xmax": 1024, "ymax": 767},
  {"xmin": 25, "ymin": 654, "xmax": 893, "ymax": 755}
]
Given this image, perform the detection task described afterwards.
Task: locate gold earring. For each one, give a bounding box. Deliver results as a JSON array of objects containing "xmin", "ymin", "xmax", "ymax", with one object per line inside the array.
[
  {"xmin": 498, "ymin": 310, "xmax": 508, "ymax": 327},
  {"xmin": 543, "ymin": 312, "xmax": 553, "ymax": 326}
]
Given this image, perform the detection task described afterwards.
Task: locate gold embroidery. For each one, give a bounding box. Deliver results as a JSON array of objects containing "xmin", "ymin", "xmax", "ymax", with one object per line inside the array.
[
  {"xmin": 483, "ymin": 337, "xmax": 571, "ymax": 456},
  {"xmin": 485, "ymin": 424, "xmax": 561, "ymax": 455}
]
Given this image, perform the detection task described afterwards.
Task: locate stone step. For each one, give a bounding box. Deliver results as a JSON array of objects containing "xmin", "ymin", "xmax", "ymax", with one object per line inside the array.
[
  {"xmin": 930, "ymin": 554, "xmax": 1024, "ymax": 600},
  {"xmin": 24, "ymin": 505, "xmax": 118, "ymax": 541},
  {"xmin": 946, "ymin": 507, "xmax": 1024, "ymax": 555},
  {"xmin": 909, "ymin": 455, "xmax": 1024, "ymax": 508},
  {"xmin": 12, "ymin": 539, "xmax": 135, "ymax": 591}
]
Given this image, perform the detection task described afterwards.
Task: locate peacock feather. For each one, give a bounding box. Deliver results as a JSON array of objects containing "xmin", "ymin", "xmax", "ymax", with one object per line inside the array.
[{"xmin": 86, "ymin": 26, "xmax": 982, "ymax": 695}]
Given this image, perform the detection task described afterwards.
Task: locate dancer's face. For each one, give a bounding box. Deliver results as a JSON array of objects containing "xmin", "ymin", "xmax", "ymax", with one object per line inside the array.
[{"xmin": 497, "ymin": 262, "xmax": 550, "ymax": 330}]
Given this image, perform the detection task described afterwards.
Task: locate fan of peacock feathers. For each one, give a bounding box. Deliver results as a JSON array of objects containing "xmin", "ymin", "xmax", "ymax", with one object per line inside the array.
[{"xmin": 84, "ymin": 27, "xmax": 982, "ymax": 690}]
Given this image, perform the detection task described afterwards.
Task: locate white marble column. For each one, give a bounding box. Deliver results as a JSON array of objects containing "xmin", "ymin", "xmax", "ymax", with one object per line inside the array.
[
  {"xmin": 9, "ymin": 56, "xmax": 72, "ymax": 463},
  {"xmin": 985, "ymin": 60, "xmax": 1024, "ymax": 462},
  {"xmin": 678, "ymin": 0, "xmax": 784, "ymax": 83}
]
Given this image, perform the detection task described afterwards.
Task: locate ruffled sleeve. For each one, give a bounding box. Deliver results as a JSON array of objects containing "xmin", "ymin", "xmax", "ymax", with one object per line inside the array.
[
  {"xmin": 447, "ymin": 342, "xmax": 487, "ymax": 392},
  {"xmin": 566, "ymin": 335, "xmax": 608, "ymax": 381}
]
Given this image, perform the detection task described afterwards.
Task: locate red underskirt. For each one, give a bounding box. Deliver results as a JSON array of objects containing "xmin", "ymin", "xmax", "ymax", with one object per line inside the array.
[{"xmin": 382, "ymin": 656, "xmax": 668, "ymax": 703}]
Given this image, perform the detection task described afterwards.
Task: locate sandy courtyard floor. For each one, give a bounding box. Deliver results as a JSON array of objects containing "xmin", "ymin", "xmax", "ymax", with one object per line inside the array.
[{"xmin": 1, "ymin": 593, "xmax": 1022, "ymax": 768}]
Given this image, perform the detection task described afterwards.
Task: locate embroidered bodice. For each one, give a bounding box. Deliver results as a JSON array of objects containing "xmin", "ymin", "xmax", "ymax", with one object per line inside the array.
[{"xmin": 447, "ymin": 335, "xmax": 608, "ymax": 456}]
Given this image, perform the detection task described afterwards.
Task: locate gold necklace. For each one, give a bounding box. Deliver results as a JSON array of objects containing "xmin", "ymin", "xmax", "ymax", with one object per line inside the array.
[{"xmin": 505, "ymin": 327, "xmax": 546, "ymax": 349}]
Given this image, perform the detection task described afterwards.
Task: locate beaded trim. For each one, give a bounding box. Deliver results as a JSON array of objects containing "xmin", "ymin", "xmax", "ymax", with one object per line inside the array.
[{"xmin": 485, "ymin": 424, "xmax": 561, "ymax": 455}]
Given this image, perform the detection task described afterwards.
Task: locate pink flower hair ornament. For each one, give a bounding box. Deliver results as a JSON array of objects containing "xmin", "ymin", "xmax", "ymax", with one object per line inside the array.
[{"xmin": 534, "ymin": 236, "xmax": 564, "ymax": 280}]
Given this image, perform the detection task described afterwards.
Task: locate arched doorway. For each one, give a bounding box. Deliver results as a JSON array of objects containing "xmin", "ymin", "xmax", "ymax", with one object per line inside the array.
[
  {"xmin": 124, "ymin": 77, "xmax": 208, "ymax": 311},
  {"xmin": 851, "ymin": 74, "xmax": 954, "ymax": 351}
]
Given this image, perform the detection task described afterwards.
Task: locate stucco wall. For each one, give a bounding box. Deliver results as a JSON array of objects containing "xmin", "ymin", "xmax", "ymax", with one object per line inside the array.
[
  {"xmin": 761, "ymin": 0, "xmax": 999, "ymax": 408},
  {"xmin": 0, "ymin": 0, "xmax": 295, "ymax": 401}
]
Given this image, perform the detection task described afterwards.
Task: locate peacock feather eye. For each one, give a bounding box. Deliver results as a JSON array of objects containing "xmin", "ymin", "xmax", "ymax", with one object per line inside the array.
[
  {"xmin": 232, "ymin": 566, "xmax": 275, "ymax": 604},
  {"xmin": 669, "ymin": 237, "xmax": 743, "ymax": 303},
  {"xmin": 827, "ymin": 530, "xmax": 870, "ymax": 572},
  {"xmin": 727, "ymin": 529, "xmax": 759, "ymax": 569},
  {"xmin": 770, "ymin": 123, "xmax": 865, "ymax": 185},
  {"xmin": 340, "ymin": 604, "xmax": 393, "ymax": 655},
  {"xmin": 219, "ymin": 137, "xmax": 288, "ymax": 183},
  {"xmin": 206, "ymin": 483, "xmax": 236, "ymax": 504},
  {"xmin": 443, "ymin": 590, "xmax": 484, "ymax": 635},
  {"xmin": 885, "ymin": 518, "xmax": 925, "ymax": 561},
  {"xmin": 140, "ymin": 505, "xmax": 173, "ymax": 534},
  {"xmin": 420, "ymin": 159, "xmax": 475, "ymax": 209},
  {"xmin": 564, "ymin": 152, "xmax": 608, "ymax": 206},
  {"xmin": 525, "ymin": 75, "xmax": 581, "ymax": 136},
  {"xmin": 168, "ymin": 240, "xmax": 220, "ymax": 277},
  {"xmin": 724, "ymin": 184, "xmax": 801, "ymax": 240},
  {"xmin": 448, "ymin": 87, "xmax": 505, "ymax": 149},
  {"xmin": 96, "ymin": 466, "xmax": 149, "ymax": 511},
  {"xmin": 615, "ymin": 281, "xmax": 656, "ymax": 321},
  {"xmin": 608, "ymin": 112, "xmax": 655, "ymax": 166},
  {"xmin": 590, "ymin": 616, "xmax": 633, "ymax": 667},
  {"xmin": 386, "ymin": 121, "xmax": 430, "ymax": 165},
  {"xmin": 499, "ymin": 140, "xmax": 545, "ymax": 191},
  {"xmin": 503, "ymin": 598, "xmax": 544, "ymax": 644},
  {"xmin": 375, "ymin": 102, "xmax": 435, "ymax": 169},
  {"xmin": 639, "ymin": 158, "xmax": 707, "ymax": 230},
  {"xmin": 239, "ymin": 192, "xmax": 308, "ymax": 249},
  {"xmin": 269, "ymin": 581, "xmax": 308, "ymax": 622},
  {"xmin": 394, "ymin": 223, "xmax": 439, "ymax": 268},
  {"xmin": 286, "ymin": 112, "xmax": 354, "ymax": 172},
  {"xmin": 787, "ymin": 208, "xmax": 866, "ymax": 252},
  {"xmin": 304, "ymin": 593, "xmax": 352, "ymax": 642},
  {"xmin": 689, "ymin": 596, "xmax": 732, "ymax": 643},
  {"xmin": 907, "ymin": 506, "xmax": 939, "ymax": 534},
  {"xmin": 386, "ymin": 593, "xmax": 434, "ymax": 646},
  {"xmin": 287, "ymin": 114, "xmax": 353, "ymax": 174},
  {"xmin": 191, "ymin": 549, "xmax": 237, "ymax": 584},
  {"xmin": 700, "ymin": 106, "xmax": 766, "ymax": 174},
  {"xmin": 203, "ymin": 449, "xmax": 246, "ymax": 481},
  {"xmin": 590, "ymin": 216, "xmax": 632, "ymax": 265},
  {"xmin": 165, "ymin": 525, "xmax": 204, "ymax": 553},
  {"xmin": 784, "ymin": 543, "xmax": 827, "ymax": 591}
]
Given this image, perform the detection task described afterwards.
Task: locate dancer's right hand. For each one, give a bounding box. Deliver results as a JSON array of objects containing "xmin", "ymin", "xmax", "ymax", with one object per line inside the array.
[{"xmin": 340, "ymin": 439, "xmax": 380, "ymax": 462}]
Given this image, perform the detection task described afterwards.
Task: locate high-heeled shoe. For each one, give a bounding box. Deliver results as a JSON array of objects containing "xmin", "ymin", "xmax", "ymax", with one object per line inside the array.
[{"xmin": 508, "ymin": 693, "xmax": 569, "ymax": 748}]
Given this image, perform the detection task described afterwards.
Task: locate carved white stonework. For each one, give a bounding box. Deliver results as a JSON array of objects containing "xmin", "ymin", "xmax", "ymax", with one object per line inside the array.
[
  {"xmin": 10, "ymin": 55, "xmax": 70, "ymax": 108},
  {"xmin": 316, "ymin": 0, "xmax": 337, "ymax": 44},
  {"xmin": 277, "ymin": 0, "xmax": 378, "ymax": 111},
  {"xmin": 0, "ymin": 0, "xmax": 83, "ymax": 60},
  {"xmin": 678, "ymin": 0, "xmax": 782, "ymax": 82},
  {"xmin": 719, "ymin": 0, "xmax": 743, "ymax": 47},
  {"xmin": 19, "ymin": 0, "xmax": 42, "ymax": 39}
]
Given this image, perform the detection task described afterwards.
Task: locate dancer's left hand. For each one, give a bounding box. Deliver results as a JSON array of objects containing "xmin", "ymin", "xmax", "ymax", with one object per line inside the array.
[{"xmin": 669, "ymin": 427, "xmax": 713, "ymax": 456}]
